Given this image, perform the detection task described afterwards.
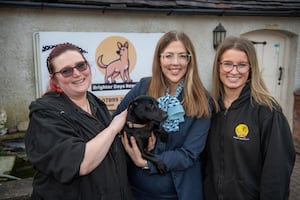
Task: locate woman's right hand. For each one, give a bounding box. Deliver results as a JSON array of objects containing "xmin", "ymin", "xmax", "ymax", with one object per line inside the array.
[
  {"xmin": 80, "ymin": 109, "xmax": 128, "ymax": 175},
  {"xmin": 109, "ymin": 110, "xmax": 127, "ymax": 135}
]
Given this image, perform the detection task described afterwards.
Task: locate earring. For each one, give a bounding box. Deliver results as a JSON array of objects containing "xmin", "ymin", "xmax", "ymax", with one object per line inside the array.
[{"xmin": 50, "ymin": 79, "xmax": 63, "ymax": 94}]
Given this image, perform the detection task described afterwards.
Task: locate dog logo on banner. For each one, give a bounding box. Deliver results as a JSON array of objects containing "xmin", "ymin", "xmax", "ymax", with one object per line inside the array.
[{"xmin": 95, "ymin": 36, "xmax": 137, "ymax": 84}]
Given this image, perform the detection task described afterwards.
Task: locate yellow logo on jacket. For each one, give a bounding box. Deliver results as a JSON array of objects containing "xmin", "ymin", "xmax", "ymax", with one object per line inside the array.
[{"xmin": 234, "ymin": 123, "xmax": 249, "ymax": 141}]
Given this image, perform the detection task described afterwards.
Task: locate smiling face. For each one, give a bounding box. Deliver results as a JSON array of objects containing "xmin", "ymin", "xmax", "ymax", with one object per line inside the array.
[
  {"xmin": 219, "ymin": 49, "xmax": 250, "ymax": 95},
  {"xmin": 52, "ymin": 50, "xmax": 91, "ymax": 99},
  {"xmin": 160, "ymin": 40, "xmax": 189, "ymax": 94}
]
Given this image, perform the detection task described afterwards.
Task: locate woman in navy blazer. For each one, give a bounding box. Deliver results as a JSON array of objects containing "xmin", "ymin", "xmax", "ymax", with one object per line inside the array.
[{"xmin": 114, "ymin": 30, "xmax": 215, "ymax": 200}]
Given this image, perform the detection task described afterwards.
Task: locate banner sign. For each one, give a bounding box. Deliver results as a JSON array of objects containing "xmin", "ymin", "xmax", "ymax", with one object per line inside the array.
[{"xmin": 33, "ymin": 32, "xmax": 163, "ymax": 110}]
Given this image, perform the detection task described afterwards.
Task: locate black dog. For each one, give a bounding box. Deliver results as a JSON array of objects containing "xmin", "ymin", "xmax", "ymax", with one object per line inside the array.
[{"xmin": 124, "ymin": 95, "xmax": 168, "ymax": 174}]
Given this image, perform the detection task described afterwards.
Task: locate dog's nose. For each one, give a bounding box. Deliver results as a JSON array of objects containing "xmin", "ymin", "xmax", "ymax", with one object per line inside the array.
[{"xmin": 162, "ymin": 111, "xmax": 168, "ymax": 120}]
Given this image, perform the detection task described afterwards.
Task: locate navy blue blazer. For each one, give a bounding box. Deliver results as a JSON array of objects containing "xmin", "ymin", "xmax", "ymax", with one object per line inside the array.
[{"xmin": 114, "ymin": 77, "xmax": 211, "ymax": 200}]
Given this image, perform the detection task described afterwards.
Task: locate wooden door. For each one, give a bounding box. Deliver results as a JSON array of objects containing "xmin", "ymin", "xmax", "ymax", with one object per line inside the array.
[{"xmin": 242, "ymin": 30, "xmax": 290, "ymax": 114}]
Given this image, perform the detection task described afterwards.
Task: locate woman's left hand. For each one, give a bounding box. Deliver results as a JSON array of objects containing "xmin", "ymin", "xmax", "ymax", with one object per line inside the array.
[
  {"xmin": 121, "ymin": 132, "xmax": 147, "ymax": 168},
  {"xmin": 147, "ymin": 132, "xmax": 156, "ymax": 151}
]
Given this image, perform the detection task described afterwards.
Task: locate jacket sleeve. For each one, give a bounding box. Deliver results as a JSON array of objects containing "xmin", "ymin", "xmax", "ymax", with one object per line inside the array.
[
  {"xmin": 113, "ymin": 77, "xmax": 150, "ymax": 117},
  {"xmin": 259, "ymin": 108, "xmax": 296, "ymax": 200},
  {"xmin": 25, "ymin": 106, "xmax": 85, "ymax": 184},
  {"xmin": 149, "ymin": 115, "xmax": 211, "ymax": 173}
]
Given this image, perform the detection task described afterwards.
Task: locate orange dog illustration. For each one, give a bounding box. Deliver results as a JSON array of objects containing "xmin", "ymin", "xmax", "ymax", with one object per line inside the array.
[{"xmin": 97, "ymin": 41, "xmax": 132, "ymax": 83}]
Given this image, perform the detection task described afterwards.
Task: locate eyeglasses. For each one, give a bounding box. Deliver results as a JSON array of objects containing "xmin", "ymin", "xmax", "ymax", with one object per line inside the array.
[
  {"xmin": 53, "ymin": 61, "xmax": 88, "ymax": 77},
  {"xmin": 160, "ymin": 53, "xmax": 191, "ymax": 63},
  {"xmin": 219, "ymin": 61, "xmax": 250, "ymax": 73}
]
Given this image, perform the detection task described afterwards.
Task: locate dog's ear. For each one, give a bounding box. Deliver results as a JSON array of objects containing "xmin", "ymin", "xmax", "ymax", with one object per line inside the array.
[
  {"xmin": 124, "ymin": 41, "xmax": 128, "ymax": 48},
  {"xmin": 127, "ymin": 100, "xmax": 139, "ymax": 112},
  {"xmin": 117, "ymin": 41, "xmax": 122, "ymax": 49},
  {"xmin": 128, "ymin": 100, "xmax": 135, "ymax": 108},
  {"xmin": 128, "ymin": 102, "xmax": 133, "ymax": 110}
]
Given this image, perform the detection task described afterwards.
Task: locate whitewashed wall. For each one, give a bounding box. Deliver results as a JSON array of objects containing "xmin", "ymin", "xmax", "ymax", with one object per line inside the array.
[{"xmin": 0, "ymin": 6, "xmax": 299, "ymax": 129}]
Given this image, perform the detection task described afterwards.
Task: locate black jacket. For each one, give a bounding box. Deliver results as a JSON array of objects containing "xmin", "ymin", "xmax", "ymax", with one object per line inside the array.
[
  {"xmin": 25, "ymin": 91, "xmax": 133, "ymax": 200},
  {"xmin": 203, "ymin": 83, "xmax": 295, "ymax": 200}
]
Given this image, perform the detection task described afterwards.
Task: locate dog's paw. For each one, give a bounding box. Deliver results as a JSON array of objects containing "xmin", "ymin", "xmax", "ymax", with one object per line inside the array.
[
  {"xmin": 159, "ymin": 132, "xmax": 168, "ymax": 143},
  {"xmin": 155, "ymin": 127, "xmax": 168, "ymax": 143},
  {"xmin": 156, "ymin": 161, "xmax": 167, "ymax": 174}
]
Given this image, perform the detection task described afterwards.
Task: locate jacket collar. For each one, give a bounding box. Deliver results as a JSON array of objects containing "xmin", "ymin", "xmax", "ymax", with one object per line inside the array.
[{"xmin": 219, "ymin": 82, "xmax": 251, "ymax": 111}]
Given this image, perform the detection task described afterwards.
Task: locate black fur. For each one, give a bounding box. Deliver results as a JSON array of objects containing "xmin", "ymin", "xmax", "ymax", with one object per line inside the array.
[{"xmin": 124, "ymin": 95, "xmax": 168, "ymax": 174}]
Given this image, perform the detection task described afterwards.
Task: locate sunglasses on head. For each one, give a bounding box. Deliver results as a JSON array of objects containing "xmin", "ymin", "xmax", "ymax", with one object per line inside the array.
[{"xmin": 53, "ymin": 61, "xmax": 88, "ymax": 77}]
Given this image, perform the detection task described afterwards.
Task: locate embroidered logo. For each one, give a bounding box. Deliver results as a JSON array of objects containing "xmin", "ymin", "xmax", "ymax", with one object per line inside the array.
[{"xmin": 233, "ymin": 123, "xmax": 250, "ymax": 141}]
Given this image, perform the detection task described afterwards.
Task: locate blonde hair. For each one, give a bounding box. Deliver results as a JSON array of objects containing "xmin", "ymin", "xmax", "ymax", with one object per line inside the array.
[
  {"xmin": 148, "ymin": 30, "xmax": 212, "ymax": 118},
  {"xmin": 212, "ymin": 36, "xmax": 280, "ymax": 110}
]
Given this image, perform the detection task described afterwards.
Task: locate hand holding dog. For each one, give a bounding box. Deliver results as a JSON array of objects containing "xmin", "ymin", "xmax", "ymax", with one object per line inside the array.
[
  {"xmin": 121, "ymin": 132, "xmax": 156, "ymax": 168},
  {"xmin": 108, "ymin": 110, "xmax": 128, "ymax": 136},
  {"xmin": 147, "ymin": 132, "xmax": 156, "ymax": 151}
]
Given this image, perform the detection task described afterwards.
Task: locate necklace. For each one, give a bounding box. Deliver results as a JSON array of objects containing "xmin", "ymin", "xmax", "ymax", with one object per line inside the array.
[{"xmin": 85, "ymin": 99, "xmax": 91, "ymax": 114}]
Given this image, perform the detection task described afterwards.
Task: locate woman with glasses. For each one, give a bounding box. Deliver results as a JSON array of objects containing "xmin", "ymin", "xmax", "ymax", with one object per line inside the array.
[
  {"xmin": 113, "ymin": 30, "xmax": 214, "ymax": 200},
  {"xmin": 203, "ymin": 36, "xmax": 295, "ymax": 200},
  {"xmin": 25, "ymin": 43, "xmax": 133, "ymax": 200}
]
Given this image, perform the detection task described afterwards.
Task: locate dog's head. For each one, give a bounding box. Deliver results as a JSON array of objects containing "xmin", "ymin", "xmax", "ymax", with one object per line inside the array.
[
  {"xmin": 127, "ymin": 95, "xmax": 167, "ymax": 125},
  {"xmin": 116, "ymin": 41, "xmax": 128, "ymax": 56}
]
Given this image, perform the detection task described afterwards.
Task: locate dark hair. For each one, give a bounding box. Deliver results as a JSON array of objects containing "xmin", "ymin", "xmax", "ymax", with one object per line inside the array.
[
  {"xmin": 45, "ymin": 43, "xmax": 88, "ymax": 94},
  {"xmin": 46, "ymin": 43, "xmax": 87, "ymax": 74}
]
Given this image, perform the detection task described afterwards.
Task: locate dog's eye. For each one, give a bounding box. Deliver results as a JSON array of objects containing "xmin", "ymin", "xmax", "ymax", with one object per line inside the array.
[{"xmin": 149, "ymin": 104, "xmax": 154, "ymax": 109}]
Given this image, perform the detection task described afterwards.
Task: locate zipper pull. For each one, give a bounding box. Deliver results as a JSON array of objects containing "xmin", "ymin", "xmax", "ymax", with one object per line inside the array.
[{"xmin": 224, "ymin": 109, "xmax": 228, "ymax": 116}]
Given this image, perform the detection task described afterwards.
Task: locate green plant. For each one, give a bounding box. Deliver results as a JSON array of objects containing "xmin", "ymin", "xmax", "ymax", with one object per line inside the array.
[{"xmin": 0, "ymin": 147, "xmax": 6, "ymax": 156}]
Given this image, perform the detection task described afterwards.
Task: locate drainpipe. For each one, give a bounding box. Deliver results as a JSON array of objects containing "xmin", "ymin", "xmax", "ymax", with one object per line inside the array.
[{"xmin": 0, "ymin": 1, "xmax": 300, "ymax": 17}]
